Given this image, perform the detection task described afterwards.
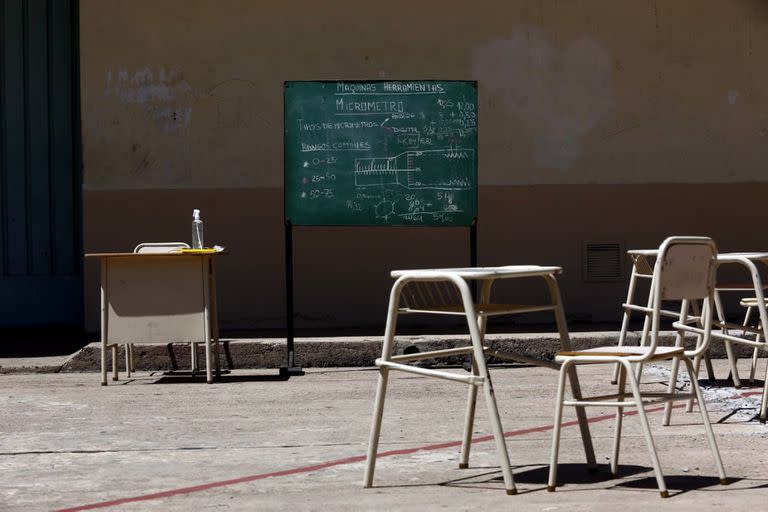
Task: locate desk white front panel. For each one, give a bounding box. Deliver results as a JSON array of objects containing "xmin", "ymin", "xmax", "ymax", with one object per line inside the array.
[{"xmin": 106, "ymin": 256, "xmax": 207, "ymax": 343}]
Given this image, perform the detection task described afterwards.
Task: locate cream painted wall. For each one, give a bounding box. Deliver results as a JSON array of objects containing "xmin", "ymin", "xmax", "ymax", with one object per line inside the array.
[
  {"xmin": 80, "ymin": 0, "xmax": 768, "ymax": 189},
  {"xmin": 79, "ymin": 1, "xmax": 768, "ymax": 333}
]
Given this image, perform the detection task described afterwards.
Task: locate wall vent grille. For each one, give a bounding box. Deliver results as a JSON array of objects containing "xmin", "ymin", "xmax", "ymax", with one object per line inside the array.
[{"xmin": 583, "ymin": 242, "xmax": 623, "ymax": 282}]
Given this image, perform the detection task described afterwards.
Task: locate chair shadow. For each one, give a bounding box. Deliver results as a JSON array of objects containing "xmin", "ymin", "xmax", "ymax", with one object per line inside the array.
[
  {"xmin": 510, "ymin": 463, "xmax": 646, "ymax": 485},
  {"xmin": 373, "ymin": 464, "xmax": 760, "ymax": 496},
  {"xmin": 698, "ymin": 378, "xmax": 765, "ymax": 389},
  {"xmin": 149, "ymin": 371, "xmax": 290, "ymax": 383},
  {"xmin": 615, "ymin": 475, "xmax": 743, "ymax": 496},
  {"xmin": 409, "ymin": 464, "xmax": 646, "ymax": 495}
]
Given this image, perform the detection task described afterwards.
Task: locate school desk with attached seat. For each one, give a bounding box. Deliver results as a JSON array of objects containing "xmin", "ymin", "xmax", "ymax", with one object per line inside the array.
[{"xmin": 85, "ymin": 250, "xmax": 224, "ymax": 384}]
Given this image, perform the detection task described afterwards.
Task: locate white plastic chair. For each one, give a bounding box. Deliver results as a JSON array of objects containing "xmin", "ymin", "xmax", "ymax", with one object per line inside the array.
[{"xmin": 548, "ymin": 236, "xmax": 727, "ymax": 498}]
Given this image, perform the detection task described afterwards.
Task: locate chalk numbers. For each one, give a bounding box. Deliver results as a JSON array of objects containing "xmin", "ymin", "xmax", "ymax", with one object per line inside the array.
[
  {"xmin": 311, "ymin": 172, "xmax": 337, "ymax": 183},
  {"xmin": 309, "ymin": 188, "xmax": 335, "ymax": 199}
]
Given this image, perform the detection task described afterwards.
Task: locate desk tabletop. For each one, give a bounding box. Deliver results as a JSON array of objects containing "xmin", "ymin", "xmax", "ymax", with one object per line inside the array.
[
  {"xmin": 717, "ymin": 252, "xmax": 768, "ymax": 261},
  {"xmin": 627, "ymin": 250, "xmax": 768, "ymax": 262},
  {"xmin": 85, "ymin": 251, "xmax": 227, "ymax": 258},
  {"xmin": 390, "ymin": 265, "xmax": 562, "ymax": 280}
]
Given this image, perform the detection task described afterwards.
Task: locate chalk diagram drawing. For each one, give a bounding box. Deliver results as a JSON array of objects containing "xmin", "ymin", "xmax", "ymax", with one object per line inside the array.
[{"xmin": 352, "ymin": 149, "xmax": 473, "ymax": 221}]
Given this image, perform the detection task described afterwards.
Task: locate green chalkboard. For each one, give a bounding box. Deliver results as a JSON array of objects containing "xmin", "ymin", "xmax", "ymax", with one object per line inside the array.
[{"xmin": 284, "ymin": 81, "xmax": 477, "ymax": 226}]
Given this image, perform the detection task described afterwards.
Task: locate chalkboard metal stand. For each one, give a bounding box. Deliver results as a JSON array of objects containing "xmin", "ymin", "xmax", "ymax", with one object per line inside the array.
[
  {"xmin": 470, "ymin": 219, "xmax": 478, "ymax": 298},
  {"xmin": 283, "ymin": 219, "xmax": 478, "ymax": 375},
  {"xmin": 283, "ymin": 80, "xmax": 479, "ymax": 374},
  {"xmin": 281, "ymin": 220, "xmax": 305, "ymax": 377}
]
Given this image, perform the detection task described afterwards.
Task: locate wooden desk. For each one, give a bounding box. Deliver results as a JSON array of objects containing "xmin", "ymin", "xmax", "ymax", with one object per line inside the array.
[{"xmin": 85, "ymin": 252, "xmax": 222, "ymax": 384}]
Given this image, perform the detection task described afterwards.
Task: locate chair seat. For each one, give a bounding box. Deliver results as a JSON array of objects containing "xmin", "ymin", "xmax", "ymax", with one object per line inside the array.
[
  {"xmin": 557, "ymin": 345, "xmax": 685, "ymax": 361},
  {"xmin": 739, "ymin": 297, "xmax": 768, "ymax": 308}
]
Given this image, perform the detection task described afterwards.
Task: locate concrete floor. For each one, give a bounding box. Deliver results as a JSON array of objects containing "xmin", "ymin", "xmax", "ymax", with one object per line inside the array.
[{"xmin": 1, "ymin": 359, "xmax": 767, "ymax": 511}]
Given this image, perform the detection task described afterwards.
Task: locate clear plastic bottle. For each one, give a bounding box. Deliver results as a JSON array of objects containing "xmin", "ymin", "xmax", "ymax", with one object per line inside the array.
[{"xmin": 191, "ymin": 209, "xmax": 204, "ymax": 249}]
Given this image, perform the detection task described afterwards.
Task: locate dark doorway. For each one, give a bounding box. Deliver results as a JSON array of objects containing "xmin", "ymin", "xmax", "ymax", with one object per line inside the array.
[{"xmin": 0, "ymin": 0, "xmax": 82, "ymax": 348}]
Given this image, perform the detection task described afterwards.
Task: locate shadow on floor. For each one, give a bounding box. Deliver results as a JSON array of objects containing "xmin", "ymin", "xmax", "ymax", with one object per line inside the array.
[
  {"xmin": 0, "ymin": 328, "xmax": 88, "ymax": 357},
  {"xmin": 147, "ymin": 371, "xmax": 290, "ymax": 384},
  {"xmin": 616, "ymin": 475, "xmax": 743, "ymax": 496},
  {"xmin": 510, "ymin": 463, "xmax": 647, "ymax": 485}
]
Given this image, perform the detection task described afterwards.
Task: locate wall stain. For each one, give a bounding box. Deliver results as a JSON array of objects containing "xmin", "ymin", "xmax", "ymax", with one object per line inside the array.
[{"xmin": 472, "ymin": 26, "xmax": 615, "ymax": 170}]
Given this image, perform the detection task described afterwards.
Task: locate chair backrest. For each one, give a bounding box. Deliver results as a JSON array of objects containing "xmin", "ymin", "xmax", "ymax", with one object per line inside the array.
[
  {"xmin": 133, "ymin": 242, "xmax": 190, "ymax": 254},
  {"xmin": 643, "ymin": 236, "xmax": 717, "ymax": 359},
  {"xmin": 657, "ymin": 239, "xmax": 717, "ymax": 301}
]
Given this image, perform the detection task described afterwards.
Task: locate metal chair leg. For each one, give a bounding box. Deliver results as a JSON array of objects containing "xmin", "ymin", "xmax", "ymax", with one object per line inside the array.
[
  {"xmin": 223, "ymin": 341, "xmax": 235, "ymax": 369},
  {"xmin": 167, "ymin": 343, "xmax": 178, "ymax": 371},
  {"xmin": 714, "ymin": 290, "xmax": 742, "ymax": 387},
  {"xmin": 664, "ymin": 300, "xmax": 689, "ymax": 425},
  {"xmin": 623, "ymin": 360, "xmax": 668, "ymax": 498},
  {"xmin": 613, "ymin": 268, "xmax": 639, "ymax": 384},
  {"xmin": 611, "ymin": 364, "xmax": 627, "ymax": 478},
  {"xmin": 547, "ymin": 361, "xmax": 571, "ymax": 492},
  {"xmin": 111, "ymin": 345, "xmax": 118, "ymax": 381},
  {"xmin": 544, "ymin": 274, "xmax": 596, "ymax": 468},
  {"xmin": 663, "ymin": 356, "xmax": 681, "ymax": 426},
  {"xmin": 191, "ymin": 342, "xmax": 199, "ymax": 373},
  {"xmin": 101, "ymin": 343, "xmax": 108, "ymax": 386},
  {"xmin": 363, "ymin": 368, "xmax": 391, "ymax": 488},
  {"xmin": 683, "ymin": 357, "xmax": 727, "ymax": 483},
  {"xmin": 125, "ymin": 343, "xmax": 133, "ymax": 378},
  {"xmin": 749, "ymin": 345, "xmax": 759, "ymax": 384},
  {"xmin": 459, "ymin": 357, "xmax": 479, "ymax": 469},
  {"xmin": 760, "ymin": 357, "xmax": 768, "ymax": 424},
  {"xmin": 691, "ymin": 300, "xmax": 716, "ymax": 380}
]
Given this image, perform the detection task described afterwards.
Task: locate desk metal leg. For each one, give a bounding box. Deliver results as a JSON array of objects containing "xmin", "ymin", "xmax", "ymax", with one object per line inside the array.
[
  {"xmin": 747, "ymin": 263, "xmax": 768, "ymax": 422},
  {"xmin": 191, "ymin": 342, "xmax": 199, "ymax": 373},
  {"xmin": 610, "ymin": 364, "xmax": 627, "ymax": 478},
  {"xmin": 742, "ymin": 307, "xmax": 758, "ymax": 382},
  {"xmin": 459, "ymin": 357, "xmax": 479, "ymax": 469},
  {"xmin": 455, "ymin": 277, "xmax": 515, "ymax": 495},
  {"xmin": 210, "ymin": 258, "xmax": 221, "ymax": 378},
  {"xmin": 761, "ymin": 361, "xmax": 768, "ymax": 423},
  {"xmin": 690, "ymin": 299, "xmax": 715, "ymax": 380},
  {"xmin": 544, "ymin": 275, "xmax": 596, "ymax": 468},
  {"xmin": 613, "ymin": 265, "xmax": 640, "ymax": 384},
  {"xmin": 111, "ymin": 345, "xmax": 118, "ymax": 381},
  {"xmin": 664, "ymin": 300, "xmax": 689, "ymax": 425},
  {"xmin": 459, "ymin": 279, "xmax": 493, "ymax": 469},
  {"xmin": 714, "ymin": 289, "xmax": 741, "ymax": 387},
  {"xmin": 364, "ymin": 279, "xmax": 402, "ymax": 488},
  {"xmin": 202, "ymin": 256, "xmax": 213, "ymax": 384},
  {"xmin": 633, "ymin": 278, "xmax": 656, "ymax": 383},
  {"xmin": 100, "ymin": 261, "xmax": 108, "ymax": 386}
]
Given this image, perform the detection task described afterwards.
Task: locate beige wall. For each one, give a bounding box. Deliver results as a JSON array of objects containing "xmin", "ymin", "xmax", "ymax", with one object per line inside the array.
[{"xmin": 80, "ymin": 1, "xmax": 768, "ymax": 332}]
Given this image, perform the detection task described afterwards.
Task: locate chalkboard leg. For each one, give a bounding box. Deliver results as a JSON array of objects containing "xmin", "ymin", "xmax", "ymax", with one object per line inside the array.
[
  {"xmin": 284, "ymin": 221, "xmax": 305, "ymax": 377},
  {"xmin": 470, "ymin": 219, "xmax": 478, "ymax": 300},
  {"xmin": 280, "ymin": 353, "xmax": 306, "ymax": 377}
]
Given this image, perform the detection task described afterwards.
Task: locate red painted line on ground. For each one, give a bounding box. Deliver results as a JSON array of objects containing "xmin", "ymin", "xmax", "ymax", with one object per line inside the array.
[
  {"xmin": 734, "ymin": 391, "xmax": 762, "ymax": 398},
  {"xmin": 52, "ymin": 398, "xmax": 737, "ymax": 511}
]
